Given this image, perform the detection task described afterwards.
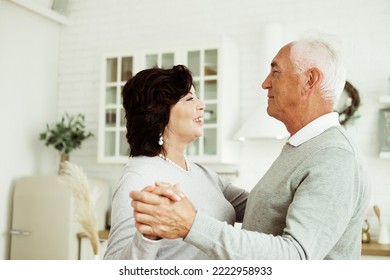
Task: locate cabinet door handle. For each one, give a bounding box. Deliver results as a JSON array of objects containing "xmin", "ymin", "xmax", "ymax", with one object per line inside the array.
[{"xmin": 9, "ymin": 230, "xmax": 31, "ymax": 236}]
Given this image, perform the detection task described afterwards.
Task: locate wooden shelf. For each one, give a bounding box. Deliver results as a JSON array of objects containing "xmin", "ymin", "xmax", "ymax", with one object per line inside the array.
[{"xmin": 362, "ymin": 242, "xmax": 390, "ymax": 256}]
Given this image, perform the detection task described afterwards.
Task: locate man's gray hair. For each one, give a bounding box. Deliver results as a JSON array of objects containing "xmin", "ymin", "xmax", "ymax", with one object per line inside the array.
[{"xmin": 290, "ymin": 34, "xmax": 346, "ymax": 103}]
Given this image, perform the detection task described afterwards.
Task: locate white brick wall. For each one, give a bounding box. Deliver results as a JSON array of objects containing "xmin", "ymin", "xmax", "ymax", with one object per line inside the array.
[{"xmin": 58, "ymin": 0, "xmax": 390, "ymax": 238}]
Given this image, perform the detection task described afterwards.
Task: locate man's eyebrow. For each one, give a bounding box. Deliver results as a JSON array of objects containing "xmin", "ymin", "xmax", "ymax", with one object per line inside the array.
[{"xmin": 270, "ymin": 61, "xmax": 278, "ymax": 68}]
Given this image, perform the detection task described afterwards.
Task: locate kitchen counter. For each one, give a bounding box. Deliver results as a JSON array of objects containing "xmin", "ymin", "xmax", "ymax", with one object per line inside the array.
[{"xmin": 361, "ymin": 242, "xmax": 390, "ymax": 256}]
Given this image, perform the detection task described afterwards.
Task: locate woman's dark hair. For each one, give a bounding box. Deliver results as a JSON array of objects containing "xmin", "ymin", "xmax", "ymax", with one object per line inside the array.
[{"xmin": 122, "ymin": 64, "xmax": 193, "ymax": 157}]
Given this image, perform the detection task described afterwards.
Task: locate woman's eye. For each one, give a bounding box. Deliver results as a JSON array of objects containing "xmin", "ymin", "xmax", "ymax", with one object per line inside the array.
[{"xmin": 186, "ymin": 97, "xmax": 194, "ymax": 101}]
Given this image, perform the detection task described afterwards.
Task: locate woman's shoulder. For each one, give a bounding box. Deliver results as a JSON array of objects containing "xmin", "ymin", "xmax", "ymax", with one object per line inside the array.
[
  {"xmin": 116, "ymin": 156, "xmax": 163, "ymax": 190},
  {"xmin": 124, "ymin": 156, "xmax": 161, "ymax": 169},
  {"xmin": 121, "ymin": 156, "xmax": 164, "ymax": 182}
]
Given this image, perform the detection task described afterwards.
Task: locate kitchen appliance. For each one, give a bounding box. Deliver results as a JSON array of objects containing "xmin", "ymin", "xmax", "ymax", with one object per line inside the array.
[{"xmin": 9, "ymin": 175, "xmax": 110, "ymax": 259}]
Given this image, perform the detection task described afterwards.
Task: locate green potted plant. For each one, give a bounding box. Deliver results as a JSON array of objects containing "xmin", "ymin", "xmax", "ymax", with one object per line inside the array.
[{"xmin": 39, "ymin": 113, "xmax": 93, "ymax": 173}]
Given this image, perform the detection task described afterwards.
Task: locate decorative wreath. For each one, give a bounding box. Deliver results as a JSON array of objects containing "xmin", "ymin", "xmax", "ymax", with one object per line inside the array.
[{"xmin": 337, "ymin": 80, "xmax": 360, "ymax": 126}]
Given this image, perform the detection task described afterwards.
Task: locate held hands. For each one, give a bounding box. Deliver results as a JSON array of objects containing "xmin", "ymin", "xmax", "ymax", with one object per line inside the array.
[{"xmin": 130, "ymin": 182, "xmax": 197, "ymax": 240}]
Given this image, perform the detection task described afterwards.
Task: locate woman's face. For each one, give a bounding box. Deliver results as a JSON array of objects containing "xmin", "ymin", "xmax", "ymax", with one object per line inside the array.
[{"xmin": 165, "ymin": 86, "xmax": 205, "ymax": 145}]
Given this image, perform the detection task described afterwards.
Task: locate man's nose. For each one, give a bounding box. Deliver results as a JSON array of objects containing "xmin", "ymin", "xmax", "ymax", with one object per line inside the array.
[{"xmin": 262, "ymin": 74, "xmax": 271, "ymax": 90}]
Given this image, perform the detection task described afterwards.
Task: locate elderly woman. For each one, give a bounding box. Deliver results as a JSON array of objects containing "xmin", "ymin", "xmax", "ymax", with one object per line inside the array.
[{"xmin": 104, "ymin": 65, "xmax": 247, "ymax": 260}]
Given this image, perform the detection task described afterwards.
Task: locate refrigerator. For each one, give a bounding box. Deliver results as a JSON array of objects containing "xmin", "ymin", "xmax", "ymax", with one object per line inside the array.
[{"xmin": 9, "ymin": 175, "xmax": 110, "ymax": 260}]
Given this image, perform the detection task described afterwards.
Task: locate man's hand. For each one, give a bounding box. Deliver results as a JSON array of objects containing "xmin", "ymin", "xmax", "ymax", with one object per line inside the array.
[
  {"xmin": 130, "ymin": 182, "xmax": 196, "ymax": 239},
  {"xmin": 140, "ymin": 182, "xmax": 185, "ymax": 202}
]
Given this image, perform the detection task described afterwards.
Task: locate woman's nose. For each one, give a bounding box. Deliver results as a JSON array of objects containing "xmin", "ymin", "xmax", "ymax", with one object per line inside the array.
[{"xmin": 197, "ymin": 99, "xmax": 205, "ymax": 110}]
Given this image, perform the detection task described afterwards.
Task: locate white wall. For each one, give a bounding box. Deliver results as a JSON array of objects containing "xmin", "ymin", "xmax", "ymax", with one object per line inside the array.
[
  {"xmin": 0, "ymin": 0, "xmax": 62, "ymax": 259},
  {"xmin": 1, "ymin": 0, "xmax": 390, "ymax": 259}
]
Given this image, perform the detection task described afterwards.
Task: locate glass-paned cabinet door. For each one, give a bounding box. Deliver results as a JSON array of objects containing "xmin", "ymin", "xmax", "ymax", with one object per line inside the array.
[
  {"xmin": 99, "ymin": 55, "xmax": 133, "ymax": 163},
  {"xmin": 186, "ymin": 48, "xmax": 218, "ymax": 157},
  {"xmin": 203, "ymin": 128, "xmax": 217, "ymax": 155},
  {"xmin": 145, "ymin": 52, "xmax": 174, "ymax": 69}
]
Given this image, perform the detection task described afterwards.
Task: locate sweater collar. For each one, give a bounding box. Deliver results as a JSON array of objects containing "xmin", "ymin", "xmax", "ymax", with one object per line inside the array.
[{"xmin": 288, "ymin": 112, "xmax": 341, "ymax": 147}]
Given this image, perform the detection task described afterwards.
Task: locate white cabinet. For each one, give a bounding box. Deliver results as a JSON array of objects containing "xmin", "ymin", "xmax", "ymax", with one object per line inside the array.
[
  {"xmin": 98, "ymin": 55, "xmax": 134, "ymax": 163},
  {"xmin": 185, "ymin": 41, "xmax": 240, "ymax": 164},
  {"xmin": 379, "ymin": 95, "xmax": 390, "ymax": 105},
  {"xmin": 98, "ymin": 39, "xmax": 240, "ymax": 164}
]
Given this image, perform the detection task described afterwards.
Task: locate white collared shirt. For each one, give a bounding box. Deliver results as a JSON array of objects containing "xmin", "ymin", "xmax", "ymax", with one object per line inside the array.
[{"xmin": 288, "ymin": 112, "xmax": 341, "ymax": 147}]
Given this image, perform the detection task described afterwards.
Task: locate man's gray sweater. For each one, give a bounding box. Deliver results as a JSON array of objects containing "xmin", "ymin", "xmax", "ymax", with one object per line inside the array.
[{"xmin": 185, "ymin": 126, "xmax": 370, "ymax": 259}]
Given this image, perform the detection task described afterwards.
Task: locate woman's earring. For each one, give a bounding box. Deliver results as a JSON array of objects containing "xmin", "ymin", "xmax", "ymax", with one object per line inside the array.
[{"xmin": 158, "ymin": 134, "xmax": 163, "ymax": 146}]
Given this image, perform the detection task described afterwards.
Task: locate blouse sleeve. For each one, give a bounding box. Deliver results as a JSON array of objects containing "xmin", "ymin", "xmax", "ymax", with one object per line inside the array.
[
  {"xmin": 199, "ymin": 164, "xmax": 248, "ymax": 223},
  {"xmin": 103, "ymin": 171, "xmax": 162, "ymax": 259},
  {"xmin": 222, "ymin": 182, "xmax": 248, "ymax": 223}
]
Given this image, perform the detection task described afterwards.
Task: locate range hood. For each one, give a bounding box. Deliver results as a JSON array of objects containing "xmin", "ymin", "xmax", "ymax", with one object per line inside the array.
[
  {"xmin": 233, "ymin": 23, "xmax": 289, "ymax": 141},
  {"xmin": 233, "ymin": 105, "xmax": 289, "ymax": 141}
]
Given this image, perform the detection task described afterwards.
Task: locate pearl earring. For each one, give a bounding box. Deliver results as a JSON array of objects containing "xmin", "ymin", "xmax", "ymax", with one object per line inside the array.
[{"xmin": 158, "ymin": 134, "xmax": 163, "ymax": 146}]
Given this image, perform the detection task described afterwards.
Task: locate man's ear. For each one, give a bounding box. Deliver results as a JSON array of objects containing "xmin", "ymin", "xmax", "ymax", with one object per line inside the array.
[
  {"xmin": 300, "ymin": 67, "xmax": 321, "ymax": 99},
  {"xmin": 304, "ymin": 67, "xmax": 322, "ymax": 92}
]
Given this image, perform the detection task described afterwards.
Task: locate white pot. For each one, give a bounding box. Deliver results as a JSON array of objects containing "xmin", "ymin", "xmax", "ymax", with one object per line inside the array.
[{"xmin": 378, "ymin": 224, "xmax": 390, "ymax": 244}]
